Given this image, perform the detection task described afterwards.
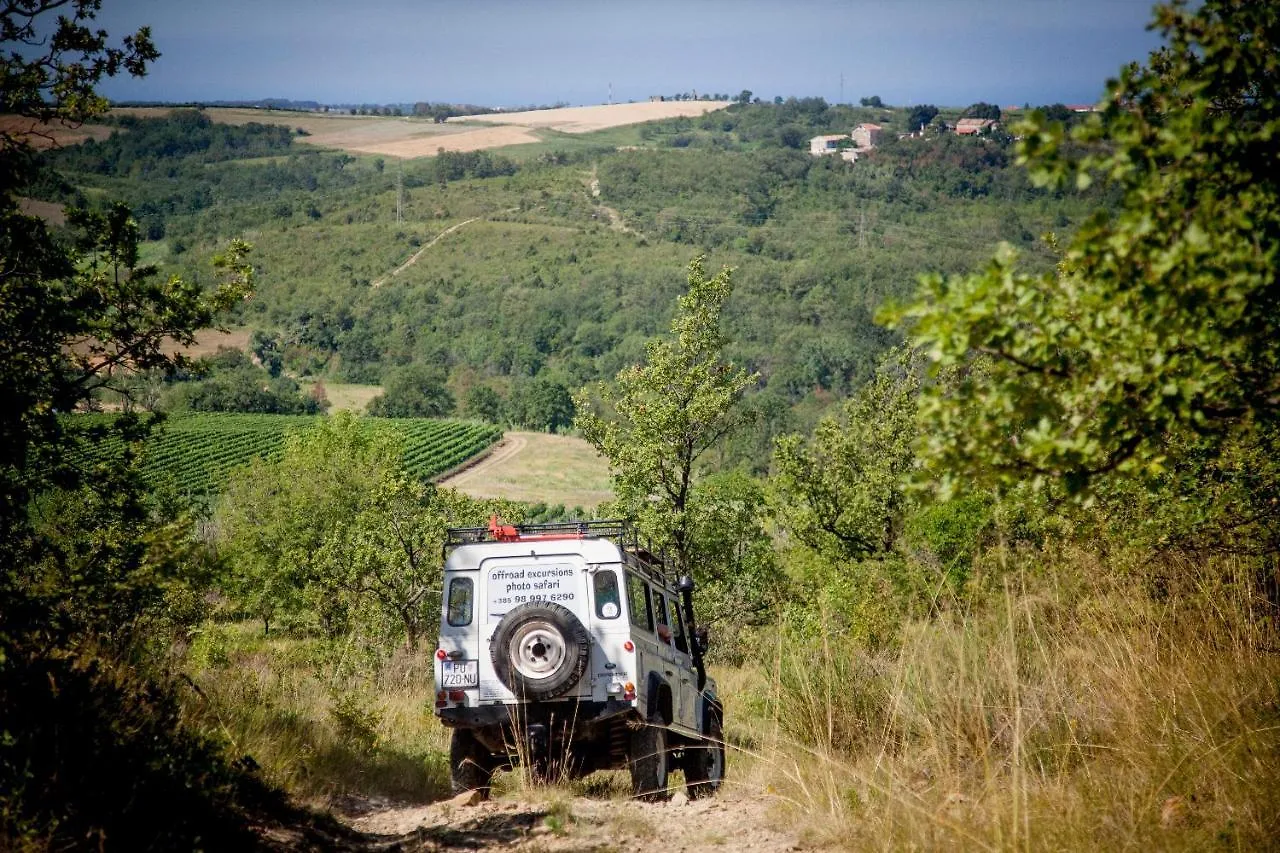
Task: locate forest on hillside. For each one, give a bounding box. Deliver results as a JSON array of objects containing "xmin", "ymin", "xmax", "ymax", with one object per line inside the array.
[{"xmin": 3, "ymin": 1, "xmax": 1278, "ymax": 850}]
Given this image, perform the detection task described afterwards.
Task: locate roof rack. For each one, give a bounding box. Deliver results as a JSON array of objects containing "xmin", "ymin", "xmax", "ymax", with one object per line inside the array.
[{"xmin": 444, "ymin": 516, "xmax": 673, "ymax": 585}]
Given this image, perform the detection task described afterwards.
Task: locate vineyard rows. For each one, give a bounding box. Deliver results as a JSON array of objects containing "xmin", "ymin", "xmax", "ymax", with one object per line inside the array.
[{"xmin": 67, "ymin": 413, "xmax": 501, "ymax": 495}]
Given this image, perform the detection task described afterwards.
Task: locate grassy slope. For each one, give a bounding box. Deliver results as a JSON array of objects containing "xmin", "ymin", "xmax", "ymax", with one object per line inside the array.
[
  {"xmin": 438, "ymin": 430, "xmax": 613, "ymax": 510},
  {"xmin": 188, "ymin": 550, "xmax": 1279, "ymax": 849}
]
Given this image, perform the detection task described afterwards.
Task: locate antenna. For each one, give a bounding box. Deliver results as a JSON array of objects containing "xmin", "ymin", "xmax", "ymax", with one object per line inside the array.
[{"xmin": 840, "ymin": 71, "xmax": 844, "ymax": 105}]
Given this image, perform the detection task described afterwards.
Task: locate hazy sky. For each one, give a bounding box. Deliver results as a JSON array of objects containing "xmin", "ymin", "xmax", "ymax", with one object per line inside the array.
[{"xmin": 94, "ymin": 1, "xmax": 1165, "ymax": 108}]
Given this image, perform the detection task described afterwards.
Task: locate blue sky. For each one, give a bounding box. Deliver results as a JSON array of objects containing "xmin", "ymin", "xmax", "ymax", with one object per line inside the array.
[{"xmin": 95, "ymin": 1, "xmax": 1165, "ymax": 108}]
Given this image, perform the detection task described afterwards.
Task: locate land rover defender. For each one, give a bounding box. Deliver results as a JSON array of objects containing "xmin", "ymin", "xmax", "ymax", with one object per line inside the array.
[{"xmin": 433, "ymin": 518, "xmax": 725, "ymax": 800}]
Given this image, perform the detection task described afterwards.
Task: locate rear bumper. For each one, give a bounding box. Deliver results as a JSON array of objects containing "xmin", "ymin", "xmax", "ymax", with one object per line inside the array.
[{"xmin": 437, "ymin": 698, "xmax": 635, "ymax": 730}]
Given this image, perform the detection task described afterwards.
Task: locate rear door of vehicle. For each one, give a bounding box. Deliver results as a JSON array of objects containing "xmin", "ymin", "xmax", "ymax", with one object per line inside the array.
[
  {"xmin": 476, "ymin": 552, "xmax": 591, "ymax": 702},
  {"xmin": 438, "ymin": 568, "xmax": 481, "ymax": 693}
]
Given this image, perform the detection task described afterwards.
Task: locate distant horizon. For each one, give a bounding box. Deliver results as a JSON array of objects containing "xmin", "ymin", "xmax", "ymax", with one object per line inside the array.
[
  {"xmin": 93, "ymin": 1, "xmax": 1164, "ymax": 111},
  {"xmin": 103, "ymin": 94, "xmax": 1098, "ymax": 112}
]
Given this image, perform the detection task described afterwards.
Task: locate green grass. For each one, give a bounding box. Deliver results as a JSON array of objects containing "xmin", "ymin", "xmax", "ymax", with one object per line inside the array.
[
  {"xmin": 69, "ymin": 413, "xmax": 501, "ymax": 495},
  {"xmin": 487, "ymin": 124, "xmax": 653, "ymax": 162},
  {"xmin": 184, "ymin": 621, "xmax": 451, "ymax": 803}
]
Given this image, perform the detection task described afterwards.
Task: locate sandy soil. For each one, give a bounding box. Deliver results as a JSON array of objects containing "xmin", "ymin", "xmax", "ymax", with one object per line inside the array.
[
  {"xmin": 448, "ymin": 101, "xmax": 732, "ymax": 134},
  {"xmin": 327, "ymin": 789, "xmax": 805, "ymax": 852}
]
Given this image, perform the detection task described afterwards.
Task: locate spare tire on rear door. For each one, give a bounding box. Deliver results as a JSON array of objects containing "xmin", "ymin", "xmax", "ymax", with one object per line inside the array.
[{"xmin": 490, "ymin": 601, "xmax": 590, "ymax": 700}]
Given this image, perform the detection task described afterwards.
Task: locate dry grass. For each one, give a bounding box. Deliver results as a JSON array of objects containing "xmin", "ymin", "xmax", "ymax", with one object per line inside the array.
[
  {"xmin": 183, "ymin": 622, "xmax": 450, "ymax": 804},
  {"xmin": 104, "ymin": 102, "xmax": 728, "ymax": 159},
  {"xmin": 17, "ymin": 197, "xmax": 67, "ymax": 225},
  {"xmin": 0, "ymin": 114, "xmax": 113, "ymax": 149},
  {"xmin": 299, "ymin": 381, "xmax": 382, "ymax": 414},
  {"xmin": 439, "ymin": 431, "xmax": 612, "ymax": 510},
  {"xmin": 447, "ymin": 100, "xmax": 732, "ymax": 134},
  {"xmin": 179, "ymin": 541, "xmax": 1280, "ymax": 850},
  {"xmin": 739, "ymin": 553, "xmax": 1280, "ymax": 851},
  {"xmin": 159, "ymin": 327, "xmax": 252, "ymax": 359}
]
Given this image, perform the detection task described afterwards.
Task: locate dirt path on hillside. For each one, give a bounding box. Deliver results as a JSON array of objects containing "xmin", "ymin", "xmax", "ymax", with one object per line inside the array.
[
  {"xmin": 586, "ymin": 166, "xmax": 640, "ymax": 237},
  {"xmin": 327, "ymin": 788, "xmax": 804, "ymax": 852},
  {"xmin": 439, "ymin": 434, "xmax": 529, "ymax": 488},
  {"xmin": 372, "ymin": 218, "xmax": 480, "ymax": 287}
]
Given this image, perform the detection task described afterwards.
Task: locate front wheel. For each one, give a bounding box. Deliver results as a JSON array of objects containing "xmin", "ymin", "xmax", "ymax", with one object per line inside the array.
[
  {"xmin": 628, "ymin": 720, "xmax": 669, "ymax": 801},
  {"xmin": 684, "ymin": 708, "xmax": 725, "ymax": 799}
]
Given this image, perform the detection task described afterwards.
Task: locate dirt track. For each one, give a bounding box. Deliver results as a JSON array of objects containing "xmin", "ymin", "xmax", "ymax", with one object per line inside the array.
[{"xmin": 328, "ymin": 788, "xmax": 805, "ymax": 852}]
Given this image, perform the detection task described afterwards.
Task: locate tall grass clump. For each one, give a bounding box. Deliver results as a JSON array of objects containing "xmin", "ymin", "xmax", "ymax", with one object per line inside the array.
[
  {"xmin": 181, "ymin": 622, "xmax": 450, "ymax": 804},
  {"xmin": 749, "ymin": 547, "xmax": 1280, "ymax": 851}
]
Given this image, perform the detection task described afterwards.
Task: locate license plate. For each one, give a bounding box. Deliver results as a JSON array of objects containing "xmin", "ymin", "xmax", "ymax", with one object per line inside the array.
[{"xmin": 441, "ymin": 659, "xmax": 478, "ymax": 688}]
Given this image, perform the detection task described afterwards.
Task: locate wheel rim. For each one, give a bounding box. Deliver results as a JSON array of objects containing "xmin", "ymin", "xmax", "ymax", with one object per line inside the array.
[{"xmin": 508, "ymin": 619, "xmax": 567, "ymax": 682}]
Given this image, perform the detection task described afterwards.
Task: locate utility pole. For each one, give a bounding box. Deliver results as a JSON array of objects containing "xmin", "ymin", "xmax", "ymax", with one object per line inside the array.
[
  {"xmin": 396, "ymin": 161, "xmax": 404, "ymax": 224},
  {"xmin": 609, "ymin": 81, "xmax": 613, "ymax": 105}
]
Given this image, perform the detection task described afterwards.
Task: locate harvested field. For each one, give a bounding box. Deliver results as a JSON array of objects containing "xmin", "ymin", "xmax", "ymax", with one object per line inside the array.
[
  {"xmin": 104, "ymin": 101, "xmax": 729, "ymax": 159},
  {"xmin": 448, "ymin": 99, "xmax": 732, "ymax": 133},
  {"xmin": 18, "ymin": 197, "xmax": 67, "ymax": 225},
  {"xmin": 160, "ymin": 327, "xmax": 252, "ymax": 359},
  {"xmin": 0, "ymin": 115, "xmax": 113, "ymax": 150}
]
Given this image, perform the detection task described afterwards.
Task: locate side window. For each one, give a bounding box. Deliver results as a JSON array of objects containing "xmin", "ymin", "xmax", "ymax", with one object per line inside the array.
[
  {"xmin": 626, "ymin": 572, "xmax": 653, "ymax": 632},
  {"xmin": 446, "ymin": 577, "xmax": 473, "ymax": 627},
  {"xmin": 593, "ymin": 569, "xmax": 621, "ymax": 619},
  {"xmin": 670, "ymin": 597, "xmax": 688, "ymax": 654},
  {"xmin": 653, "ymin": 591, "xmax": 669, "ymax": 627}
]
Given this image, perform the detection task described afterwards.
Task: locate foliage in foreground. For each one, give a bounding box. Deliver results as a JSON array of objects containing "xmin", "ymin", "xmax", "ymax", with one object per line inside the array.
[
  {"xmin": 890, "ymin": 0, "xmax": 1280, "ymax": 506},
  {"xmin": 215, "ymin": 413, "xmax": 518, "ymax": 645}
]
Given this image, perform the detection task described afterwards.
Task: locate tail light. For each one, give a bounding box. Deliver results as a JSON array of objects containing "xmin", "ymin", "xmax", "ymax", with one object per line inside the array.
[
  {"xmin": 448, "ymin": 690, "xmax": 466, "ymax": 702},
  {"xmin": 435, "ymin": 649, "xmax": 447, "ymax": 660},
  {"xmin": 623, "ymin": 682, "xmax": 636, "ymax": 702}
]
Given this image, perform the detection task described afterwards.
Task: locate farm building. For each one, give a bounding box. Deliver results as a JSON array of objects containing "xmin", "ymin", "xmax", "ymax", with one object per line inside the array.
[
  {"xmin": 809, "ymin": 134, "xmax": 847, "ymax": 156},
  {"xmin": 851, "ymin": 123, "xmax": 883, "ymax": 149}
]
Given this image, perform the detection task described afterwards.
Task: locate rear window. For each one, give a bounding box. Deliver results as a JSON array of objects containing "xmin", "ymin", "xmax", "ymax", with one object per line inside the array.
[
  {"xmin": 593, "ymin": 569, "xmax": 621, "ymax": 619},
  {"xmin": 625, "ymin": 572, "xmax": 653, "ymax": 632},
  {"xmin": 446, "ymin": 577, "xmax": 473, "ymax": 627}
]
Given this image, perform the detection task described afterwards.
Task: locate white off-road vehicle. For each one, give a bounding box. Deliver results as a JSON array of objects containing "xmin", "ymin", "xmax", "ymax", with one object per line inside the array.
[{"xmin": 433, "ymin": 518, "xmax": 725, "ymax": 800}]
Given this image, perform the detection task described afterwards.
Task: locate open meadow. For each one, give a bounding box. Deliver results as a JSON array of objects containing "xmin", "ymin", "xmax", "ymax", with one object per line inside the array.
[{"xmin": 438, "ymin": 430, "xmax": 614, "ymax": 510}]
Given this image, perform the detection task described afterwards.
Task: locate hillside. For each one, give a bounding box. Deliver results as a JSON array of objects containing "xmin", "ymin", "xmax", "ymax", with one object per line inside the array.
[{"xmin": 30, "ymin": 101, "xmax": 1098, "ymax": 468}]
